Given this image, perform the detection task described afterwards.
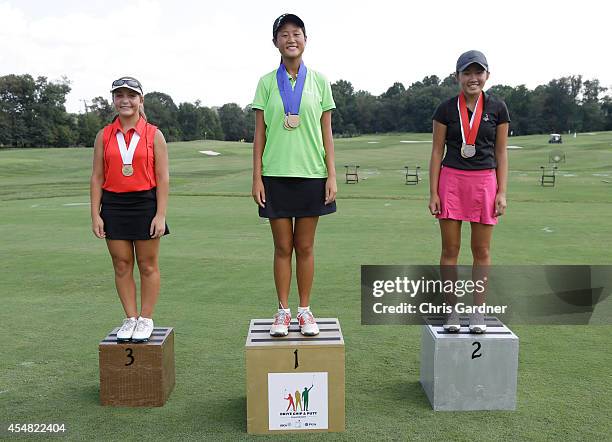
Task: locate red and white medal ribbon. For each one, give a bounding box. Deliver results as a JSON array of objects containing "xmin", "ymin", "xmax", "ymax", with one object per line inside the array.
[
  {"xmin": 116, "ymin": 131, "xmax": 140, "ymax": 176},
  {"xmin": 457, "ymin": 92, "xmax": 483, "ymax": 158}
]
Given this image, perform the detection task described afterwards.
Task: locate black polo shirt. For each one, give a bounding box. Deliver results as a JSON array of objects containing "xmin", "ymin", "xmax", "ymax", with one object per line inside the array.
[{"xmin": 432, "ymin": 92, "xmax": 510, "ymax": 170}]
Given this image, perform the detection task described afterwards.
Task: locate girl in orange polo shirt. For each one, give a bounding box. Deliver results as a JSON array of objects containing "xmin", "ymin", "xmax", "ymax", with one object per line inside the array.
[{"xmin": 90, "ymin": 77, "xmax": 170, "ymax": 343}]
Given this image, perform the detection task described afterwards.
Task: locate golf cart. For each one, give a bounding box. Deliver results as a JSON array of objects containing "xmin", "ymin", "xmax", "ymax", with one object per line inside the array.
[{"xmin": 548, "ymin": 134, "xmax": 563, "ymax": 144}]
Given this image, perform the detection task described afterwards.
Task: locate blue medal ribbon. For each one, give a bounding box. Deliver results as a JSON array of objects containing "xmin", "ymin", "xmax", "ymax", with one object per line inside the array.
[{"xmin": 276, "ymin": 62, "xmax": 307, "ymax": 116}]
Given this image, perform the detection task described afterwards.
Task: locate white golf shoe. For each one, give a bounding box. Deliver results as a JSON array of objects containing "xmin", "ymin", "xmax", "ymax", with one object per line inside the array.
[
  {"xmin": 469, "ymin": 311, "xmax": 487, "ymax": 334},
  {"xmin": 116, "ymin": 317, "xmax": 138, "ymax": 342},
  {"xmin": 270, "ymin": 310, "xmax": 291, "ymax": 337},
  {"xmin": 443, "ymin": 309, "xmax": 461, "ymax": 332},
  {"xmin": 131, "ymin": 317, "xmax": 154, "ymax": 342},
  {"xmin": 297, "ymin": 310, "xmax": 320, "ymax": 336}
]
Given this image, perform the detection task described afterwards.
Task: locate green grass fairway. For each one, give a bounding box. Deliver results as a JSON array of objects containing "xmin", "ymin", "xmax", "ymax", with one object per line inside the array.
[{"xmin": 1, "ymin": 132, "xmax": 611, "ymax": 440}]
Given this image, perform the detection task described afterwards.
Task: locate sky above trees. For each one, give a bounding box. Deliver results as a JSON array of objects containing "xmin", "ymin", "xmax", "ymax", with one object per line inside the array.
[{"xmin": 1, "ymin": 0, "xmax": 609, "ymax": 114}]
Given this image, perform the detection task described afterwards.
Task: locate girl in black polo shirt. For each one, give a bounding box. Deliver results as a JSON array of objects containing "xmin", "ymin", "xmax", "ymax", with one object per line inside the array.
[{"xmin": 428, "ymin": 50, "xmax": 510, "ymax": 333}]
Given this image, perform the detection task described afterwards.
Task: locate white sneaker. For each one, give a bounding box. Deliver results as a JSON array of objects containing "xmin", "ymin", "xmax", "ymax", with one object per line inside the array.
[
  {"xmin": 116, "ymin": 317, "xmax": 138, "ymax": 342},
  {"xmin": 270, "ymin": 310, "xmax": 291, "ymax": 337},
  {"xmin": 297, "ymin": 310, "xmax": 320, "ymax": 336},
  {"xmin": 443, "ymin": 309, "xmax": 461, "ymax": 332},
  {"xmin": 131, "ymin": 316, "xmax": 154, "ymax": 342},
  {"xmin": 469, "ymin": 311, "xmax": 487, "ymax": 334}
]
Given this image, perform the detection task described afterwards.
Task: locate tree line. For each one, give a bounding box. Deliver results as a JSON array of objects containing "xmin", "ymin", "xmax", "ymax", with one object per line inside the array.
[
  {"xmin": 1, "ymin": 73, "xmax": 611, "ymax": 148},
  {"xmin": 332, "ymin": 74, "xmax": 612, "ymax": 136}
]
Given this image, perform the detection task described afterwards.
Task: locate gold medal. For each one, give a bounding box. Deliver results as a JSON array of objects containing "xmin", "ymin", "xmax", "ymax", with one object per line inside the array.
[
  {"xmin": 122, "ymin": 164, "xmax": 134, "ymax": 176},
  {"xmin": 286, "ymin": 113, "xmax": 300, "ymax": 128}
]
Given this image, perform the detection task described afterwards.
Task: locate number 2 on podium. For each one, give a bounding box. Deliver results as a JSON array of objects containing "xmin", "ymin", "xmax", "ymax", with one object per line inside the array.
[{"xmin": 471, "ymin": 342, "xmax": 482, "ymax": 359}]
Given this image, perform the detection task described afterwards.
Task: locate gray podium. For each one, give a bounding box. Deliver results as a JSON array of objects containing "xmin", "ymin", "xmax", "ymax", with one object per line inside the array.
[{"xmin": 419, "ymin": 316, "xmax": 518, "ymax": 411}]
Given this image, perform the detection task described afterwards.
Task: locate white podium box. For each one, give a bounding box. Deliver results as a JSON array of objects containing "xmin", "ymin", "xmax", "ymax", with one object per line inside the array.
[
  {"xmin": 245, "ymin": 318, "xmax": 345, "ymax": 434},
  {"xmin": 419, "ymin": 316, "xmax": 519, "ymax": 411}
]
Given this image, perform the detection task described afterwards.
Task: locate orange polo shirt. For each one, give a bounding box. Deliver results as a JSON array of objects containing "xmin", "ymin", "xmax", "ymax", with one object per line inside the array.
[{"xmin": 102, "ymin": 116, "xmax": 158, "ymax": 192}]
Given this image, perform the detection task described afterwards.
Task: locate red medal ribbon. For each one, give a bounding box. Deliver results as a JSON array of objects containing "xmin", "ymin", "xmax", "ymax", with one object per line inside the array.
[{"xmin": 458, "ymin": 92, "xmax": 484, "ymax": 145}]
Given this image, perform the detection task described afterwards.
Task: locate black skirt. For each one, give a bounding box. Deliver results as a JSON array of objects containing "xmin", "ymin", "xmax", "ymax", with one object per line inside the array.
[
  {"xmin": 259, "ymin": 176, "xmax": 337, "ymax": 219},
  {"xmin": 100, "ymin": 188, "xmax": 170, "ymax": 240}
]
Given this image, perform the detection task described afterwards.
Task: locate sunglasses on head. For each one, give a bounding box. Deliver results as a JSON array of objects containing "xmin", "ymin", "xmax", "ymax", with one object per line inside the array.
[{"xmin": 112, "ymin": 78, "xmax": 142, "ymax": 89}]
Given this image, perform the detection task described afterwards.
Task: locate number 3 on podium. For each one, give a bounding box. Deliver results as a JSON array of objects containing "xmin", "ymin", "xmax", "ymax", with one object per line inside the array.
[{"xmin": 125, "ymin": 348, "xmax": 135, "ymax": 366}]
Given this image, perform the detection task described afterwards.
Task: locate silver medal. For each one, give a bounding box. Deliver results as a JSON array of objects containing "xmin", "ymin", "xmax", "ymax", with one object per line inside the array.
[{"xmin": 461, "ymin": 143, "xmax": 476, "ymax": 158}]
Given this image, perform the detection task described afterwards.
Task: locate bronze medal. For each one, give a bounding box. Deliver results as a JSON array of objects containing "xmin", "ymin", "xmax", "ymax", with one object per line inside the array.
[
  {"xmin": 116, "ymin": 131, "xmax": 140, "ymax": 176},
  {"xmin": 122, "ymin": 164, "xmax": 134, "ymax": 176}
]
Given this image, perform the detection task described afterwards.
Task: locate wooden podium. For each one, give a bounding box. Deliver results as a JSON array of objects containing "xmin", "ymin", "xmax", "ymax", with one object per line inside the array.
[
  {"xmin": 245, "ymin": 318, "xmax": 345, "ymax": 434},
  {"xmin": 99, "ymin": 327, "xmax": 175, "ymax": 407}
]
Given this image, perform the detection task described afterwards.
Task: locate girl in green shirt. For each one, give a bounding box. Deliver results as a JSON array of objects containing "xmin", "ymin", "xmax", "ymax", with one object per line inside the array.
[{"xmin": 251, "ymin": 14, "xmax": 337, "ymax": 337}]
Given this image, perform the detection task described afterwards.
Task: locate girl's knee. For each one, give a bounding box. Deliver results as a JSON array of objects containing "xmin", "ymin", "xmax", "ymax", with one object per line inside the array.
[{"xmin": 112, "ymin": 257, "xmax": 134, "ymax": 277}]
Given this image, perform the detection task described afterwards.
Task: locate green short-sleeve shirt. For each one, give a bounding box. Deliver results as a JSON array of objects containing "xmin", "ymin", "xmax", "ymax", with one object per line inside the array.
[{"xmin": 252, "ymin": 67, "xmax": 336, "ymax": 178}]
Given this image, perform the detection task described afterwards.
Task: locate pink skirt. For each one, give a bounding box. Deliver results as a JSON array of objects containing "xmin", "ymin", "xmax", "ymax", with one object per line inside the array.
[{"xmin": 436, "ymin": 166, "xmax": 498, "ymax": 225}]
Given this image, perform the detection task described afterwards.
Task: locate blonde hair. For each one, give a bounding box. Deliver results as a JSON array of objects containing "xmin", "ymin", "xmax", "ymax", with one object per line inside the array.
[{"xmin": 139, "ymin": 102, "xmax": 147, "ymax": 121}]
